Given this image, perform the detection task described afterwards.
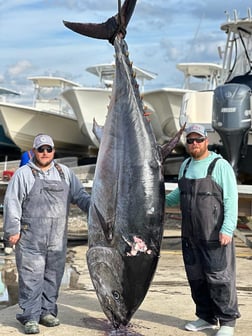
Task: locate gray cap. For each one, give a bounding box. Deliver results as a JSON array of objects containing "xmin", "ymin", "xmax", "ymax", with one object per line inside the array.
[
  {"xmin": 33, "ymin": 134, "xmax": 54, "ymax": 149},
  {"xmin": 185, "ymin": 124, "xmax": 207, "ymax": 137}
]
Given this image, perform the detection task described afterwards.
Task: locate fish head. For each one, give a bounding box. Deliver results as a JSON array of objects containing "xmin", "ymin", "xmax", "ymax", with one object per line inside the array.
[
  {"xmin": 87, "ymin": 246, "xmax": 130, "ymax": 327},
  {"xmin": 87, "ymin": 245, "xmax": 159, "ymax": 328}
]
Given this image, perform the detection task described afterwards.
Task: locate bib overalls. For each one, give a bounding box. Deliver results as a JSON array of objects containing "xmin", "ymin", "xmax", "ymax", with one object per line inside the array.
[
  {"xmin": 15, "ymin": 165, "xmax": 69, "ymax": 324},
  {"xmin": 179, "ymin": 158, "xmax": 240, "ymax": 327}
]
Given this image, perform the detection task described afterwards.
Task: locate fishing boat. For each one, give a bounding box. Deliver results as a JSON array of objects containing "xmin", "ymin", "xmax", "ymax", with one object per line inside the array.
[
  {"xmin": 0, "ymin": 76, "xmax": 92, "ymax": 157},
  {"xmin": 134, "ymin": 62, "xmax": 222, "ymax": 178},
  {"xmin": 180, "ymin": 9, "xmax": 252, "ymax": 182},
  {"xmin": 0, "ymin": 88, "xmax": 21, "ymax": 160},
  {"xmin": 142, "ymin": 62, "xmax": 222, "ymax": 146},
  {"xmin": 62, "ymin": 62, "xmax": 223, "ymax": 179},
  {"xmin": 62, "ymin": 61, "xmax": 222, "ymax": 152},
  {"xmin": 0, "ymin": 87, "xmax": 19, "ymax": 99},
  {"xmin": 62, "ymin": 63, "xmax": 157, "ymax": 149}
]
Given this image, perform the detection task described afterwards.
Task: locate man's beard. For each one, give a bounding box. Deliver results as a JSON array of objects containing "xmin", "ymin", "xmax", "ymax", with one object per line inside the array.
[
  {"xmin": 190, "ymin": 147, "xmax": 205, "ymax": 159},
  {"xmin": 34, "ymin": 157, "xmax": 53, "ymax": 168}
]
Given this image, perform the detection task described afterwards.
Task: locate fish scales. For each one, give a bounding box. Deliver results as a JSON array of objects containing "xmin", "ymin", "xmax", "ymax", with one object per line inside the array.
[{"xmin": 87, "ymin": 36, "xmax": 165, "ymax": 327}]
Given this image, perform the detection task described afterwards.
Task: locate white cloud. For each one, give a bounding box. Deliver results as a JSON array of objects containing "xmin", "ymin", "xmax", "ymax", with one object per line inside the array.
[
  {"xmin": 8, "ymin": 60, "xmax": 33, "ymax": 77},
  {"xmin": 0, "ymin": 0, "xmax": 251, "ymax": 97}
]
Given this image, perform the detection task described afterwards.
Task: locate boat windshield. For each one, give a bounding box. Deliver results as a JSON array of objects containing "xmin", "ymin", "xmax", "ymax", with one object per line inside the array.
[
  {"xmin": 28, "ymin": 77, "xmax": 80, "ymax": 115},
  {"xmin": 227, "ymin": 29, "xmax": 252, "ymax": 81},
  {"xmin": 220, "ymin": 9, "xmax": 252, "ymax": 83}
]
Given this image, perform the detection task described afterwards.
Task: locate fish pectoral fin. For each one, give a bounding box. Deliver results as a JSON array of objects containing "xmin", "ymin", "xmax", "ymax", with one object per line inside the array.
[
  {"xmin": 94, "ymin": 203, "xmax": 114, "ymax": 241},
  {"xmin": 161, "ymin": 123, "xmax": 186, "ymax": 160}
]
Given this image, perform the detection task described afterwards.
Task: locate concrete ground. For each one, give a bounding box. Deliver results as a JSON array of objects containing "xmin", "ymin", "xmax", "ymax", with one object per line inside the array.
[{"xmin": 0, "ymin": 227, "xmax": 251, "ymax": 336}]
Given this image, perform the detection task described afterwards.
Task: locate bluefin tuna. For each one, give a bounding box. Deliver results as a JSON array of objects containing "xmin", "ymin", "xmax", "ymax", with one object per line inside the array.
[{"xmin": 63, "ymin": 0, "xmax": 184, "ymax": 328}]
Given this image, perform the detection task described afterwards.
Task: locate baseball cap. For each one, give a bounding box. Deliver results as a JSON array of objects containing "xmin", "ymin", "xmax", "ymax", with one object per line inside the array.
[
  {"xmin": 33, "ymin": 134, "xmax": 54, "ymax": 149},
  {"xmin": 185, "ymin": 124, "xmax": 207, "ymax": 137}
]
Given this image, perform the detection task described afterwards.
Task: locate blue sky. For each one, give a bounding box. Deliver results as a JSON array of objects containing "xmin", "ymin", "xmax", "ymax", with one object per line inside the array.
[{"xmin": 0, "ymin": 0, "xmax": 252, "ymax": 102}]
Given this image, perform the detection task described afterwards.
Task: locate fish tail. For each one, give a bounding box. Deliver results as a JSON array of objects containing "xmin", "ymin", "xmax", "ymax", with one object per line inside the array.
[{"xmin": 63, "ymin": 0, "xmax": 137, "ymax": 44}]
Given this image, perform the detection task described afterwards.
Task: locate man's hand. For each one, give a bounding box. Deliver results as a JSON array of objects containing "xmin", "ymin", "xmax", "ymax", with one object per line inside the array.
[
  {"xmin": 9, "ymin": 233, "xmax": 20, "ymax": 245},
  {"xmin": 219, "ymin": 232, "xmax": 232, "ymax": 246}
]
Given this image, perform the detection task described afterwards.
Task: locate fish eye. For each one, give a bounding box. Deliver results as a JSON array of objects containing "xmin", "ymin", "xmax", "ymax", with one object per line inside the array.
[{"xmin": 112, "ymin": 290, "xmax": 120, "ymax": 301}]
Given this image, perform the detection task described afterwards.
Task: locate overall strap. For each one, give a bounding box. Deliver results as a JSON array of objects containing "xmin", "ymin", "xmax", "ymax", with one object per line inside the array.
[
  {"xmin": 183, "ymin": 158, "xmax": 191, "ymax": 177},
  {"xmin": 54, "ymin": 163, "xmax": 66, "ymax": 180},
  {"xmin": 30, "ymin": 167, "xmax": 39, "ymax": 178},
  {"xmin": 29, "ymin": 163, "xmax": 65, "ymax": 180},
  {"xmin": 207, "ymin": 157, "xmax": 220, "ymax": 176},
  {"xmin": 183, "ymin": 157, "xmax": 220, "ymax": 177}
]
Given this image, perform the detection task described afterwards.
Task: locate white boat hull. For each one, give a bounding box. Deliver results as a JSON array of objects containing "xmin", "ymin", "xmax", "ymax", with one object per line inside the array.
[
  {"xmin": 142, "ymin": 88, "xmax": 193, "ymax": 145},
  {"xmin": 63, "ymin": 87, "xmax": 192, "ymax": 148},
  {"xmin": 180, "ymin": 90, "xmax": 221, "ymax": 145},
  {"xmin": 62, "ymin": 87, "xmax": 112, "ymax": 148},
  {"xmin": 0, "ymin": 102, "xmax": 90, "ymax": 155}
]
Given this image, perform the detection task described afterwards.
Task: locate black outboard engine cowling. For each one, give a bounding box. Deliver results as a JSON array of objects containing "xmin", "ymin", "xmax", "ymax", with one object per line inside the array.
[{"xmin": 212, "ymin": 83, "xmax": 251, "ymax": 175}]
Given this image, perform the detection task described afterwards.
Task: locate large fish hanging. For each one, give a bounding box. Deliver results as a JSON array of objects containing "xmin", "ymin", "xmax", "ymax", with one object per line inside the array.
[{"xmin": 63, "ymin": 0, "xmax": 184, "ymax": 329}]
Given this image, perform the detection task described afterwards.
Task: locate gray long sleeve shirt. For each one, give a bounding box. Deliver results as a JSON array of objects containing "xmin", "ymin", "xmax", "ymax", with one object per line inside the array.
[{"xmin": 3, "ymin": 160, "xmax": 91, "ymax": 239}]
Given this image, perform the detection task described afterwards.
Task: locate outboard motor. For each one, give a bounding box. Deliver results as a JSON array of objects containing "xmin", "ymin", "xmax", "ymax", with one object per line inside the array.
[{"xmin": 212, "ymin": 83, "xmax": 251, "ymax": 175}]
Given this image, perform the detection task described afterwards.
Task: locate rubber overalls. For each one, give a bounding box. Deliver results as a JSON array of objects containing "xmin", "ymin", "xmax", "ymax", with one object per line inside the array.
[
  {"xmin": 179, "ymin": 158, "xmax": 240, "ymax": 327},
  {"xmin": 15, "ymin": 165, "xmax": 69, "ymax": 324}
]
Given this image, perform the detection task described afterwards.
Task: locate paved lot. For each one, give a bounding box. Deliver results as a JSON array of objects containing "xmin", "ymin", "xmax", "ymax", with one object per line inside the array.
[{"xmin": 0, "ymin": 227, "xmax": 251, "ymax": 336}]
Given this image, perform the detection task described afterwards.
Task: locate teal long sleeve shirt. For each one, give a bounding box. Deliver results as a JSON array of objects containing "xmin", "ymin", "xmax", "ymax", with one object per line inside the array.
[{"xmin": 166, "ymin": 151, "xmax": 238, "ymax": 237}]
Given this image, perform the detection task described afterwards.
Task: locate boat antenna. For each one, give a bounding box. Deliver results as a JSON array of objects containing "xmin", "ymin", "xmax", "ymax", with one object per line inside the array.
[
  {"xmin": 183, "ymin": 12, "xmax": 204, "ymax": 62},
  {"xmin": 233, "ymin": 9, "xmax": 238, "ymax": 22},
  {"xmin": 248, "ymin": 8, "xmax": 252, "ymax": 19},
  {"xmin": 224, "ymin": 11, "xmax": 230, "ymax": 22}
]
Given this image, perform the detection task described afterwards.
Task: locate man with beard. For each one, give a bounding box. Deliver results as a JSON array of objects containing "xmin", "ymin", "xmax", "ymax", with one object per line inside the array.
[
  {"xmin": 166, "ymin": 124, "xmax": 240, "ymax": 336},
  {"xmin": 3, "ymin": 134, "xmax": 90, "ymax": 334}
]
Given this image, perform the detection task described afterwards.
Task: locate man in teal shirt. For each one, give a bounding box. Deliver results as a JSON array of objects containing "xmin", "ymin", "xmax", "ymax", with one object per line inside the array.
[{"xmin": 166, "ymin": 124, "xmax": 240, "ymax": 336}]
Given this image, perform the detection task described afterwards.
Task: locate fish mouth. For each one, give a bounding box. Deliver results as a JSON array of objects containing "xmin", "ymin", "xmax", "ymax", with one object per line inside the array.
[
  {"xmin": 95, "ymin": 290, "xmax": 129, "ymax": 329},
  {"xmin": 106, "ymin": 306, "xmax": 129, "ymax": 329}
]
